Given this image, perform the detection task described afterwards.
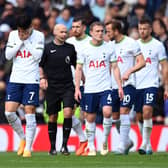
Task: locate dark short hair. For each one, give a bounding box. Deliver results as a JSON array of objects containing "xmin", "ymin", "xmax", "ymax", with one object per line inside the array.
[
  {"xmin": 139, "ymin": 16, "xmax": 152, "ymax": 25},
  {"xmin": 90, "ymin": 21, "xmax": 104, "ymax": 31},
  {"xmin": 73, "ymin": 16, "xmax": 86, "ymax": 25},
  {"xmin": 105, "ymin": 20, "xmax": 122, "ymax": 33},
  {"xmin": 16, "ymin": 14, "xmax": 32, "ymax": 29}
]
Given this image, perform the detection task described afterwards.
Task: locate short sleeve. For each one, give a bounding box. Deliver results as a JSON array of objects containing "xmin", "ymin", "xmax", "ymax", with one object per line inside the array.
[
  {"xmin": 158, "ymin": 42, "xmax": 167, "ymax": 62},
  {"xmin": 77, "ymin": 50, "xmax": 85, "ymax": 64},
  {"xmin": 132, "ymin": 40, "xmax": 141, "ymax": 57}
]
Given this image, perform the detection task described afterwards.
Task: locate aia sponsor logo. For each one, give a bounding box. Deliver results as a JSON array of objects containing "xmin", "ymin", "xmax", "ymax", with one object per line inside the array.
[
  {"xmin": 146, "ymin": 57, "xmax": 151, "ymax": 64},
  {"xmin": 89, "ymin": 60, "xmax": 106, "ymax": 68},
  {"xmin": 117, "ymin": 56, "xmax": 123, "ymax": 63},
  {"xmin": 16, "ymin": 50, "xmax": 32, "ymax": 58}
]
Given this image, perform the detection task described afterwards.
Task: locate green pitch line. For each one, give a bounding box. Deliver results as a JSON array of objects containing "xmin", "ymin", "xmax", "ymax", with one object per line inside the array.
[{"xmin": 0, "ymin": 152, "xmax": 168, "ymax": 168}]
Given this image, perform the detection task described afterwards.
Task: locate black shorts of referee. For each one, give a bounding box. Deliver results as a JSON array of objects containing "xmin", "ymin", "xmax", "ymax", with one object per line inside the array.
[{"xmin": 46, "ymin": 82, "xmax": 75, "ymax": 115}]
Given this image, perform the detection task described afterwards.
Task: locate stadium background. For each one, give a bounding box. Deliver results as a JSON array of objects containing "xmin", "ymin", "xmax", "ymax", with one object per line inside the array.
[{"xmin": 0, "ymin": 0, "xmax": 168, "ymax": 152}]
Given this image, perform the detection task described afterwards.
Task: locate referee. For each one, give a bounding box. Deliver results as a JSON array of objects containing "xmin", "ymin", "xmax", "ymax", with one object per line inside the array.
[{"xmin": 40, "ymin": 24, "xmax": 76, "ymax": 155}]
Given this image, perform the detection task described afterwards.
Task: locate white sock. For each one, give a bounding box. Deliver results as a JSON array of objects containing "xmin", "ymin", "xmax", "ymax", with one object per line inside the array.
[
  {"xmin": 138, "ymin": 121, "xmax": 143, "ymax": 135},
  {"xmin": 120, "ymin": 114, "xmax": 130, "ymax": 147},
  {"xmin": 112, "ymin": 119, "xmax": 120, "ymax": 134},
  {"xmin": 5, "ymin": 112, "xmax": 25, "ymax": 140},
  {"xmin": 102, "ymin": 117, "xmax": 112, "ymax": 144},
  {"xmin": 24, "ymin": 114, "xmax": 36, "ymax": 151},
  {"xmin": 85, "ymin": 121, "xmax": 96, "ymax": 151},
  {"xmin": 141, "ymin": 119, "xmax": 152, "ymax": 149},
  {"xmin": 72, "ymin": 115, "xmax": 87, "ymax": 142}
]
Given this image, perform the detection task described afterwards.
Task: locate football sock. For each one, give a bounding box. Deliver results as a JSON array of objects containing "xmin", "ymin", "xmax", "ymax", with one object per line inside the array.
[
  {"xmin": 102, "ymin": 117, "xmax": 112, "ymax": 144},
  {"xmin": 86, "ymin": 121, "xmax": 96, "ymax": 150},
  {"xmin": 72, "ymin": 115, "xmax": 87, "ymax": 142},
  {"xmin": 24, "ymin": 114, "xmax": 36, "ymax": 151},
  {"xmin": 141, "ymin": 119, "xmax": 152, "ymax": 149},
  {"xmin": 48, "ymin": 122, "xmax": 57, "ymax": 150},
  {"xmin": 120, "ymin": 114, "xmax": 130, "ymax": 147},
  {"xmin": 5, "ymin": 111, "xmax": 25, "ymax": 140},
  {"xmin": 62, "ymin": 118, "xmax": 72, "ymax": 147}
]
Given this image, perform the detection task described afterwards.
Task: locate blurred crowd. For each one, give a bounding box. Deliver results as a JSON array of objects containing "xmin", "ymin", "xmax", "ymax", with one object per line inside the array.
[{"xmin": 0, "ymin": 0, "xmax": 168, "ymax": 124}]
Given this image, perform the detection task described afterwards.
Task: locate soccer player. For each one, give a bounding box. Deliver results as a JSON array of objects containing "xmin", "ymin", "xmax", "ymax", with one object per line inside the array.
[
  {"xmin": 75, "ymin": 22, "xmax": 124, "ymax": 156},
  {"xmin": 135, "ymin": 17, "xmax": 168, "ymax": 155},
  {"xmin": 40, "ymin": 24, "xmax": 76, "ymax": 156},
  {"xmin": 5, "ymin": 14, "xmax": 44, "ymax": 157},
  {"xmin": 101, "ymin": 20, "xmax": 145, "ymax": 155},
  {"xmin": 66, "ymin": 16, "xmax": 91, "ymax": 155}
]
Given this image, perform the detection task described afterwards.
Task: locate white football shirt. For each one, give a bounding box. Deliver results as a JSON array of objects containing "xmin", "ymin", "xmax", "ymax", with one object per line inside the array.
[
  {"xmin": 111, "ymin": 36, "xmax": 141, "ymax": 89},
  {"xmin": 136, "ymin": 37, "xmax": 167, "ymax": 89},
  {"xmin": 77, "ymin": 41, "xmax": 117, "ymax": 93},
  {"xmin": 67, "ymin": 35, "xmax": 91, "ymax": 85},
  {"xmin": 5, "ymin": 30, "xmax": 44, "ymax": 84}
]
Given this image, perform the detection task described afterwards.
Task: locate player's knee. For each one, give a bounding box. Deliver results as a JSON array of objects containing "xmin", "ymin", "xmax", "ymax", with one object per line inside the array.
[
  {"xmin": 63, "ymin": 107, "xmax": 73, "ymax": 118},
  {"xmin": 49, "ymin": 114, "xmax": 58, "ymax": 122},
  {"xmin": 5, "ymin": 111, "xmax": 17, "ymax": 123},
  {"xmin": 24, "ymin": 106, "xmax": 36, "ymax": 114},
  {"xmin": 143, "ymin": 105, "xmax": 153, "ymax": 119}
]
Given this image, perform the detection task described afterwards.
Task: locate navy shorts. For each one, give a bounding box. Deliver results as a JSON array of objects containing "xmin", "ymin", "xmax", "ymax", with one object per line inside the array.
[
  {"xmin": 112, "ymin": 85, "xmax": 136, "ymax": 112},
  {"xmin": 135, "ymin": 87, "xmax": 158, "ymax": 113},
  {"xmin": 6, "ymin": 82, "xmax": 39, "ymax": 106},
  {"xmin": 83, "ymin": 90, "xmax": 112, "ymax": 113}
]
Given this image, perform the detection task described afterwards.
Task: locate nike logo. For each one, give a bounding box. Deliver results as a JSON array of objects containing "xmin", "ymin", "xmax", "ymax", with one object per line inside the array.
[
  {"xmin": 50, "ymin": 49, "xmax": 56, "ymax": 53},
  {"xmin": 28, "ymin": 100, "xmax": 34, "ymax": 103}
]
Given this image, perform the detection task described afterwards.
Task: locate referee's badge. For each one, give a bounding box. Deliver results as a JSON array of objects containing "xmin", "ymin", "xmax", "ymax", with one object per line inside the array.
[{"xmin": 65, "ymin": 56, "xmax": 70, "ymax": 64}]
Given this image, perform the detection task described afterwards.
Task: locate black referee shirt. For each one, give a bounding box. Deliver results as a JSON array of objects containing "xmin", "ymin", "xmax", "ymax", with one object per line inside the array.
[{"xmin": 40, "ymin": 41, "xmax": 77, "ymax": 86}]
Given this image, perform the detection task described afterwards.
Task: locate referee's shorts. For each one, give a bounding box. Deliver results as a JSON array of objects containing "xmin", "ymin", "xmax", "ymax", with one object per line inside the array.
[{"xmin": 46, "ymin": 83, "xmax": 75, "ymax": 115}]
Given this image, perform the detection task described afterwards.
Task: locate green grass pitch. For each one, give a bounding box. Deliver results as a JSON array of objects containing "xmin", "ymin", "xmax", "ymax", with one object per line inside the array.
[{"xmin": 0, "ymin": 152, "xmax": 168, "ymax": 168}]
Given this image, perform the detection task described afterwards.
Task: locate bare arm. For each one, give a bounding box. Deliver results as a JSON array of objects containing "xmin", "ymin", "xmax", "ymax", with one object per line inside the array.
[
  {"xmin": 122, "ymin": 53, "xmax": 146, "ymax": 81},
  {"xmin": 111, "ymin": 61, "xmax": 124, "ymax": 100},
  {"xmin": 160, "ymin": 60, "xmax": 168, "ymax": 99},
  {"xmin": 75, "ymin": 63, "xmax": 83, "ymax": 102},
  {"xmin": 39, "ymin": 67, "xmax": 48, "ymax": 90}
]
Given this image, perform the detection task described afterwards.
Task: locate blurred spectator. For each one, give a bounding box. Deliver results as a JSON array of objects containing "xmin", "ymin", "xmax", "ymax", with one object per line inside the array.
[
  {"xmin": 41, "ymin": 0, "xmax": 52, "ymax": 20},
  {"xmin": 7, "ymin": 0, "xmax": 17, "ymax": 6},
  {"xmin": 56, "ymin": 7, "xmax": 73, "ymax": 30},
  {"xmin": 14, "ymin": 0, "xmax": 34, "ymax": 18},
  {"xmin": 0, "ymin": 2, "xmax": 16, "ymax": 29},
  {"xmin": 32, "ymin": 17, "xmax": 42, "ymax": 31},
  {"xmin": 68, "ymin": 0, "xmax": 90, "ymax": 17},
  {"xmin": 91, "ymin": 0, "xmax": 106, "ymax": 22},
  {"xmin": 50, "ymin": 7, "xmax": 60, "ymax": 19},
  {"xmin": 41, "ymin": 24, "xmax": 54, "ymax": 44},
  {"xmin": 108, "ymin": 0, "xmax": 129, "ymax": 19},
  {"xmin": 0, "ymin": 0, "xmax": 6, "ymax": 16},
  {"xmin": 108, "ymin": 0, "xmax": 129, "ymax": 32},
  {"xmin": 0, "ymin": 23, "xmax": 11, "ymax": 44},
  {"xmin": 152, "ymin": 19, "xmax": 168, "ymax": 57},
  {"xmin": 48, "ymin": 15, "xmax": 56, "ymax": 32},
  {"xmin": 129, "ymin": 3, "xmax": 146, "ymax": 28},
  {"xmin": 83, "ymin": 9, "xmax": 99, "ymax": 34}
]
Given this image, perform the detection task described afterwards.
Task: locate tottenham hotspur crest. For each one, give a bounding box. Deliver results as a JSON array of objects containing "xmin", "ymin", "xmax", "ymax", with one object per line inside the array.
[{"xmin": 65, "ymin": 56, "xmax": 70, "ymax": 64}]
